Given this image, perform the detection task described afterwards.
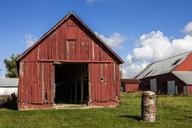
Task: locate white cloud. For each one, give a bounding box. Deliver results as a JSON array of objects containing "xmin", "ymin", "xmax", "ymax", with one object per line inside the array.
[
  {"xmin": 96, "ymin": 32, "xmax": 126, "ymax": 50},
  {"xmin": 122, "ymin": 30, "xmax": 192, "ymax": 78},
  {"xmin": 25, "ymin": 34, "xmax": 36, "ymax": 48},
  {"xmin": 183, "ymin": 21, "xmax": 192, "ymax": 35},
  {"xmin": 85, "ymin": 0, "xmax": 103, "ymax": 3},
  {"xmin": 133, "ymin": 31, "xmax": 171, "ymax": 62}
]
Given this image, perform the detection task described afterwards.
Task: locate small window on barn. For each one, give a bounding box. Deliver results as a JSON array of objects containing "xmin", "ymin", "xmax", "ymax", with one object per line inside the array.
[
  {"xmin": 66, "ymin": 40, "xmax": 76, "ymax": 59},
  {"xmin": 66, "ymin": 39, "xmax": 76, "ymax": 49},
  {"xmin": 172, "ymin": 59, "xmax": 182, "ymax": 66},
  {"xmin": 66, "ymin": 19, "xmax": 75, "ymax": 27}
]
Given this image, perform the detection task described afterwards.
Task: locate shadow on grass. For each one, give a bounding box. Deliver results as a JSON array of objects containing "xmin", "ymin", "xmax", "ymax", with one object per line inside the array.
[{"xmin": 119, "ymin": 115, "xmax": 142, "ymax": 121}]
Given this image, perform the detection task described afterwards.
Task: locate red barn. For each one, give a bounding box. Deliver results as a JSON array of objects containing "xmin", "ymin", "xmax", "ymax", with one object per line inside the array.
[
  {"xmin": 121, "ymin": 79, "xmax": 140, "ymax": 92},
  {"xmin": 136, "ymin": 51, "xmax": 192, "ymax": 95},
  {"xmin": 16, "ymin": 12, "xmax": 124, "ymax": 110}
]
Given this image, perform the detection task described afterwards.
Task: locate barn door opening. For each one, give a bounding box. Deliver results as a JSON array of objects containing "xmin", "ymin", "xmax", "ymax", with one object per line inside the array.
[{"xmin": 54, "ymin": 63, "xmax": 89, "ymax": 104}]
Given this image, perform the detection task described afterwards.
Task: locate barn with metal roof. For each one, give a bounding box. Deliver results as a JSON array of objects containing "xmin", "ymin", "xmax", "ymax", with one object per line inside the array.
[{"xmin": 136, "ymin": 51, "xmax": 192, "ymax": 95}]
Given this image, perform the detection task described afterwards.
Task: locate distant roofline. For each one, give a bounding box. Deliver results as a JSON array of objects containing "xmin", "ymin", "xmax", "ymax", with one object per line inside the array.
[
  {"xmin": 0, "ymin": 78, "xmax": 18, "ymax": 80},
  {"xmin": 134, "ymin": 63, "xmax": 153, "ymax": 78},
  {"xmin": 135, "ymin": 51, "xmax": 192, "ymax": 79},
  {"xmin": 150, "ymin": 50, "xmax": 192, "ymax": 65},
  {"xmin": 0, "ymin": 86, "xmax": 18, "ymax": 88},
  {"xmin": 0, "ymin": 78, "xmax": 19, "ymax": 87},
  {"xmin": 121, "ymin": 78, "xmax": 140, "ymax": 84}
]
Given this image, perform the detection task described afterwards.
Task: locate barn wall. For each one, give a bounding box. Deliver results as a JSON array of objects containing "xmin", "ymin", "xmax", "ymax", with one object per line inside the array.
[
  {"xmin": 186, "ymin": 85, "xmax": 192, "ymax": 96},
  {"xmin": 18, "ymin": 62, "xmax": 54, "ymax": 109},
  {"xmin": 175, "ymin": 53, "xmax": 192, "ymax": 71},
  {"xmin": 18, "ymin": 16, "xmax": 121, "ymax": 109},
  {"xmin": 140, "ymin": 73, "xmax": 186, "ymax": 95},
  {"xmin": 89, "ymin": 63, "xmax": 120, "ymax": 106},
  {"xmin": 124, "ymin": 84, "xmax": 139, "ymax": 93}
]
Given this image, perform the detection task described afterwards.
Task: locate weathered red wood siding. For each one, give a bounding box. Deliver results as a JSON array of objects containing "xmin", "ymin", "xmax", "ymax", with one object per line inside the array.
[
  {"xmin": 124, "ymin": 84, "xmax": 139, "ymax": 92},
  {"xmin": 18, "ymin": 15, "xmax": 121, "ymax": 109},
  {"xmin": 187, "ymin": 85, "xmax": 192, "ymax": 95},
  {"xmin": 89, "ymin": 63, "xmax": 120, "ymax": 106},
  {"xmin": 174, "ymin": 53, "xmax": 192, "ymax": 71}
]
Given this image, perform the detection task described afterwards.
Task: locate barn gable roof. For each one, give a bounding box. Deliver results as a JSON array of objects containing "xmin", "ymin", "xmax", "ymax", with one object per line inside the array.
[
  {"xmin": 136, "ymin": 51, "xmax": 191, "ymax": 79},
  {"xmin": 172, "ymin": 71, "xmax": 192, "ymax": 85},
  {"xmin": 17, "ymin": 12, "xmax": 124, "ymax": 64}
]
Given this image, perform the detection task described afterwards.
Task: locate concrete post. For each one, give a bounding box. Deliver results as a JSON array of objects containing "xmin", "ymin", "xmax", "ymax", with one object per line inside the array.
[{"xmin": 141, "ymin": 91, "xmax": 157, "ymax": 122}]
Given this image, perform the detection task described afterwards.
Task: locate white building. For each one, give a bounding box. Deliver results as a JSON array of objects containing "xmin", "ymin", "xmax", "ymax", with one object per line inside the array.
[{"xmin": 0, "ymin": 78, "xmax": 18, "ymax": 95}]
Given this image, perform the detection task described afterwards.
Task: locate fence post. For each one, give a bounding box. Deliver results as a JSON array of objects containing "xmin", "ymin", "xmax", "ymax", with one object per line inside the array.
[{"xmin": 141, "ymin": 91, "xmax": 157, "ymax": 122}]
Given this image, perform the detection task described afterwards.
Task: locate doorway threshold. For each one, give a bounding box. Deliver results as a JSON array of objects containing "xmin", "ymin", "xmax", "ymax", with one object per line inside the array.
[{"xmin": 53, "ymin": 104, "xmax": 90, "ymax": 109}]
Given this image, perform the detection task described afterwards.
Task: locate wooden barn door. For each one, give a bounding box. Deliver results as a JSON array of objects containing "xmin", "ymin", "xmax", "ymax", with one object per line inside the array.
[
  {"xmin": 167, "ymin": 81, "xmax": 176, "ymax": 95},
  {"xmin": 89, "ymin": 63, "xmax": 115, "ymax": 104},
  {"xmin": 150, "ymin": 79, "xmax": 157, "ymax": 92},
  {"xmin": 183, "ymin": 86, "xmax": 188, "ymax": 95}
]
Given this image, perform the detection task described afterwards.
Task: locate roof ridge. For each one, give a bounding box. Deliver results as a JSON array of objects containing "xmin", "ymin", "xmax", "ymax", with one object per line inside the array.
[
  {"xmin": 150, "ymin": 50, "xmax": 192, "ymax": 64},
  {"xmin": 16, "ymin": 11, "xmax": 124, "ymax": 64},
  {"xmin": 135, "ymin": 63, "xmax": 154, "ymax": 78},
  {"xmin": 136, "ymin": 50, "xmax": 192, "ymax": 79}
]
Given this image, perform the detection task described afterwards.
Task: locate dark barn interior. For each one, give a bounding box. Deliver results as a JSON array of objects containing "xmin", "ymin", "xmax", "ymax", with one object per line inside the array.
[{"xmin": 54, "ymin": 63, "xmax": 89, "ymax": 104}]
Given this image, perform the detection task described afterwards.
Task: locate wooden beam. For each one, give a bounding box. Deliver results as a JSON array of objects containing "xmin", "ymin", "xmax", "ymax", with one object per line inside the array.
[
  {"xmin": 38, "ymin": 59, "xmax": 112, "ymax": 63},
  {"xmin": 70, "ymin": 83, "xmax": 73, "ymax": 103},
  {"xmin": 41, "ymin": 64, "xmax": 45, "ymax": 103},
  {"xmin": 80, "ymin": 66, "xmax": 84, "ymax": 103},
  {"xmin": 88, "ymin": 65, "xmax": 91, "ymax": 105}
]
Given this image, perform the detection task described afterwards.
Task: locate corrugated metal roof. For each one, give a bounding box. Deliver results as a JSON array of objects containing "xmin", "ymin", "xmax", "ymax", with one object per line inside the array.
[
  {"xmin": 0, "ymin": 78, "xmax": 19, "ymax": 87},
  {"xmin": 172, "ymin": 71, "xmax": 192, "ymax": 85},
  {"xmin": 136, "ymin": 51, "xmax": 191, "ymax": 79}
]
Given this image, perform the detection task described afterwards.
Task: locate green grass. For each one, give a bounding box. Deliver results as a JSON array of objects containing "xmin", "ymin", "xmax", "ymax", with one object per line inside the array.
[{"xmin": 0, "ymin": 92, "xmax": 192, "ymax": 128}]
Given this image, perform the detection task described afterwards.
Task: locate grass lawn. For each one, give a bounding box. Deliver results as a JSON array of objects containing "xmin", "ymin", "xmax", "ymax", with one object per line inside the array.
[{"xmin": 0, "ymin": 92, "xmax": 192, "ymax": 128}]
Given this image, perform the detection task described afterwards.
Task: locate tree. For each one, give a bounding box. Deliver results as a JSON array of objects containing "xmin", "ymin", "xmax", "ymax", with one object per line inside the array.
[{"xmin": 4, "ymin": 54, "xmax": 20, "ymax": 78}]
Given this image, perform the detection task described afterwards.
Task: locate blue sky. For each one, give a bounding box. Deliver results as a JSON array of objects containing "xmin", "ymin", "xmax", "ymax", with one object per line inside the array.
[{"xmin": 0, "ymin": 0, "xmax": 192, "ymax": 77}]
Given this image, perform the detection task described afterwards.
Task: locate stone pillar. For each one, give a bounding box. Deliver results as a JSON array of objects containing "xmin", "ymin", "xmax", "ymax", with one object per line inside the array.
[{"xmin": 141, "ymin": 91, "xmax": 157, "ymax": 122}]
